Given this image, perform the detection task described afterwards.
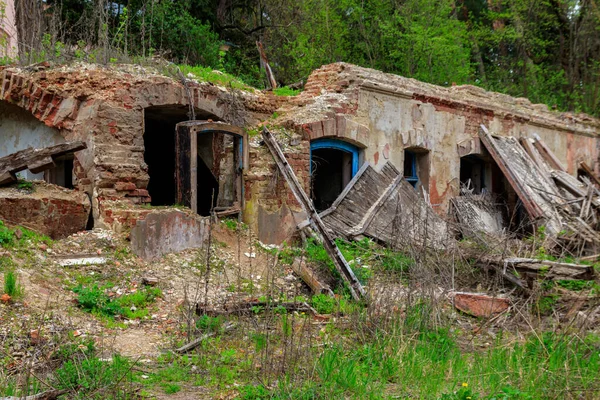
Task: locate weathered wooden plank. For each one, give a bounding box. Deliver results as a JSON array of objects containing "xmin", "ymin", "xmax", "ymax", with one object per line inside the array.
[
  {"xmin": 479, "ymin": 125, "xmax": 563, "ymax": 235},
  {"xmin": 28, "ymin": 156, "xmax": 56, "ymax": 174},
  {"xmin": 532, "ymin": 136, "xmax": 567, "ymax": 173},
  {"xmin": 0, "ymin": 142, "xmax": 86, "ymax": 186},
  {"xmin": 262, "ymin": 128, "xmax": 365, "ymax": 300}
]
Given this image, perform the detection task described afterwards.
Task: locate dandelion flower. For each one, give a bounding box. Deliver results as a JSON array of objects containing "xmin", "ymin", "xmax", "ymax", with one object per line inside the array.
[{"xmin": 462, "ymin": 382, "xmax": 468, "ymax": 388}]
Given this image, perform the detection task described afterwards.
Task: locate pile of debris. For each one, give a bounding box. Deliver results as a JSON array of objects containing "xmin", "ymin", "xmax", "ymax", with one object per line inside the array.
[
  {"xmin": 477, "ymin": 125, "xmax": 600, "ymax": 252},
  {"xmin": 262, "ymin": 125, "xmax": 600, "ymax": 302},
  {"xmin": 0, "ymin": 142, "xmax": 90, "ymax": 239}
]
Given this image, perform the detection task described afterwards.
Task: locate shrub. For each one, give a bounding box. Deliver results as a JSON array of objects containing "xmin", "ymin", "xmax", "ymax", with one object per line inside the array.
[
  {"xmin": 3, "ymin": 270, "xmax": 24, "ymax": 298},
  {"xmin": 54, "ymin": 354, "xmax": 135, "ymax": 398},
  {"xmin": 311, "ymin": 294, "xmax": 336, "ymax": 314},
  {"xmin": 73, "ymin": 285, "xmax": 162, "ymax": 320}
]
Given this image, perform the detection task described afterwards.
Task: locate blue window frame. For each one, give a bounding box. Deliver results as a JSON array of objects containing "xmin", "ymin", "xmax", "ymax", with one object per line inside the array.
[
  {"xmin": 310, "ymin": 138, "xmax": 360, "ymax": 176},
  {"xmin": 404, "ymin": 150, "xmax": 418, "ymax": 188}
]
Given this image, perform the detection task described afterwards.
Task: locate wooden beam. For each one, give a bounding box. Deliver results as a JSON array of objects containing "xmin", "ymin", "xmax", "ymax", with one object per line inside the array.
[
  {"xmin": 290, "ymin": 257, "xmax": 333, "ymax": 295},
  {"xmin": 262, "ymin": 127, "xmax": 366, "ymax": 300},
  {"xmin": 579, "ymin": 162, "xmax": 600, "ymax": 189},
  {"xmin": 0, "ymin": 142, "xmax": 86, "ymax": 186},
  {"xmin": 28, "ymin": 156, "xmax": 56, "ymax": 174},
  {"xmin": 532, "ymin": 135, "xmax": 567, "ymax": 172}
]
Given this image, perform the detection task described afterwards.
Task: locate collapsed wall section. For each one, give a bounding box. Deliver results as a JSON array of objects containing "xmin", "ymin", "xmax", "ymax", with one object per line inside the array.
[
  {"xmin": 275, "ymin": 62, "xmax": 600, "ymax": 220},
  {"xmin": 0, "ymin": 63, "xmax": 283, "ymax": 233}
]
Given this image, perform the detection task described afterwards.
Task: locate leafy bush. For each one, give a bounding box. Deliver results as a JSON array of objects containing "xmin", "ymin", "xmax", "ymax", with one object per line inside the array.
[
  {"xmin": 72, "ymin": 285, "xmax": 161, "ymax": 319},
  {"xmin": 196, "ymin": 315, "xmax": 223, "ymax": 333},
  {"xmin": 16, "ymin": 179, "xmax": 33, "ymax": 192},
  {"xmin": 3, "ymin": 270, "xmax": 24, "ymax": 298},
  {"xmin": 311, "ymin": 294, "xmax": 336, "ymax": 314},
  {"xmin": 0, "ymin": 221, "xmax": 14, "ymax": 246}
]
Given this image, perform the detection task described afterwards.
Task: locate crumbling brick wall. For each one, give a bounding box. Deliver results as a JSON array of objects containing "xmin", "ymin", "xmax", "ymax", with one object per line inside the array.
[
  {"xmin": 0, "ymin": 63, "xmax": 284, "ymax": 231},
  {"xmin": 276, "ymin": 62, "xmax": 600, "ymax": 217}
]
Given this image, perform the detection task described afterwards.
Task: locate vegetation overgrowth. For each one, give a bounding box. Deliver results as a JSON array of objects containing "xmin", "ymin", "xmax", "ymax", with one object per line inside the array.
[
  {"xmin": 2, "ymin": 0, "xmax": 598, "ymax": 116},
  {"xmin": 1, "ymin": 220, "xmax": 600, "ymax": 398}
]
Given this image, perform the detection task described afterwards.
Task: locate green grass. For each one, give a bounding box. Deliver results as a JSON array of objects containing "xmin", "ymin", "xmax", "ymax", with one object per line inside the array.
[
  {"xmin": 3, "ymin": 269, "xmax": 24, "ymax": 298},
  {"xmin": 304, "ymin": 237, "xmax": 413, "ymax": 291},
  {"xmin": 2, "ymin": 338, "xmax": 138, "ymax": 399},
  {"xmin": 72, "ymin": 284, "xmax": 162, "ymax": 320},
  {"xmin": 0, "ymin": 221, "xmax": 14, "ymax": 246},
  {"xmin": 178, "ymin": 64, "xmax": 253, "ymax": 90},
  {"xmin": 0, "ymin": 220, "xmax": 53, "ymax": 249},
  {"xmin": 136, "ymin": 306, "xmax": 600, "ymax": 399},
  {"xmin": 265, "ymin": 327, "xmax": 599, "ymax": 399},
  {"xmin": 272, "ymin": 86, "xmax": 301, "ymax": 96}
]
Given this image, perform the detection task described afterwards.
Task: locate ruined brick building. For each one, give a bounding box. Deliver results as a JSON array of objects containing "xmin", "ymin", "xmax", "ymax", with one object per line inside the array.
[{"xmin": 0, "ymin": 62, "xmax": 598, "ymax": 255}]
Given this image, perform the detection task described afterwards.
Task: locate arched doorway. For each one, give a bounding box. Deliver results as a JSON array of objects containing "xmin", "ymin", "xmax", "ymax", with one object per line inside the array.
[
  {"xmin": 310, "ymin": 139, "xmax": 360, "ymax": 211},
  {"xmin": 143, "ymin": 105, "xmax": 220, "ymax": 206},
  {"xmin": 175, "ymin": 121, "xmax": 247, "ymax": 217}
]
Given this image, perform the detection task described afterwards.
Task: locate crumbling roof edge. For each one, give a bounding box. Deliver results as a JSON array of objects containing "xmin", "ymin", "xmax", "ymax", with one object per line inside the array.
[{"xmin": 320, "ymin": 62, "xmax": 600, "ymax": 137}]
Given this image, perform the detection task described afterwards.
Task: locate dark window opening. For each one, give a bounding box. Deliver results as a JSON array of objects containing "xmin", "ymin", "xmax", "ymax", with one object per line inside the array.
[
  {"xmin": 45, "ymin": 155, "xmax": 74, "ymax": 189},
  {"xmin": 144, "ymin": 105, "xmax": 218, "ymax": 206},
  {"xmin": 404, "ymin": 151, "xmax": 418, "ymax": 187},
  {"xmin": 403, "ymin": 149, "xmax": 429, "ymax": 192},
  {"xmin": 459, "ymin": 155, "xmax": 488, "ymax": 194},
  {"xmin": 311, "ymin": 148, "xmax": 353, "ymax": 211}
]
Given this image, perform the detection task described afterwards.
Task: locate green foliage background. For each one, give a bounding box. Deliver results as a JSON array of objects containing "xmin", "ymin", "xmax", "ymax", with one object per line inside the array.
[{"xmin": 16, "ymin": 0, "xmax": 600, "ymax": 116}]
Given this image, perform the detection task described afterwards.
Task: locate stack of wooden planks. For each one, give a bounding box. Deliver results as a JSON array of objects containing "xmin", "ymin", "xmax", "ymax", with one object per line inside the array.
[
  {"xmin": 298, "ymin": 161, "xmax": 451, "ymax": 250},
  {"xmin": 0, "ymin": 142, "xmax": 86, "ymax": 186},
  {"xmin": 450, "ymin": 193, "xmax": 506, "ymax": 241},
  {"xmin": 479, "ymin": 125, "xmax": 600, "ymax": 251}
]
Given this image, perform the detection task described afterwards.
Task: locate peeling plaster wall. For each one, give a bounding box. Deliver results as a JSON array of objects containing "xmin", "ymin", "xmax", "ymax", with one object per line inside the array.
[
  {"xmin": 352, "ymin": 87, "xmax": 598, "ymax": 213},
  {"xmin": 0, "ymin": 101, "xmax": 65, "ymax": 179},
  {"xmin": 278, "ymin": 62, "xmax": 600, "ymax": 222}
]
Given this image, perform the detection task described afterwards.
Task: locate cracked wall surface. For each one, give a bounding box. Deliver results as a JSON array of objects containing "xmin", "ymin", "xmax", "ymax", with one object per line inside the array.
[
  {"xmin": 0, "ymin": 61, "xmax": 598, "ymax": 245},
  {"xmin": 277, "ymin": 63, "xmax": 600, "ymax": 222}
]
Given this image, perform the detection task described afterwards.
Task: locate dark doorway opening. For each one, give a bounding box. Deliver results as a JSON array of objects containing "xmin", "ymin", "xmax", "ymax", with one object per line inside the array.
[
  {"xmin": 311, "ymin": 148, "xmax": 353, "ymax": 211},
  {"xmin": 174, "ymin": 121, "xmax": 246, "ymax": 217},
  {"xmin": 144, "ymin": 105, "xmax": 218, "ymax": 206}
]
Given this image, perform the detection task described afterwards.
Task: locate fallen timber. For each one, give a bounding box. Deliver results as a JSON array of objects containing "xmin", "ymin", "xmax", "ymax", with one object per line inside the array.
[
  {"xmin": 476, "ymin": 256, "xmax": 594, "ymax": 289},
  {"xmin": 297, "ymin": 161, "xmax": 451, "ymax": 250},
  {"xmin": 0, "ymin": 142, "xmax": 87, "ymax": 186},
  {"xmin": 261, "ymin": 127, "xmax": 366, "ymax": 300}
]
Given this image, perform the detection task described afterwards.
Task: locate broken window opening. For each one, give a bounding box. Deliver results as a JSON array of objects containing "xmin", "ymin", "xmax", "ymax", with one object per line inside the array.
[
  {"xmin": 44, "ymin": 155, "xmax": 74, "ymax": 189},
  {"xmin": 310, "ymin": 139, "xmax": 360, "ymax": 212},
  {"xmin": 144, "ymin": 105, "xmax": 219, "ymax": 207},
  {"xmin": 459, "ymin": 154, "xmax": 492, "ymax": 194},
  {"xmin": 175, "ymin": 121, "xmax": 247, "ymax": 217},
  {"xmin": 403, "ymin": 148, "xmax": 429, "ymax": 192}
]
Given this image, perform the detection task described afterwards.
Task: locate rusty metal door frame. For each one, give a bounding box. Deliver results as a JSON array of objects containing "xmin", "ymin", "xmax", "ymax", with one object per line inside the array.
[{"xmin": 175, "ymin": 121, "xmax": 248, "ymax": 215}]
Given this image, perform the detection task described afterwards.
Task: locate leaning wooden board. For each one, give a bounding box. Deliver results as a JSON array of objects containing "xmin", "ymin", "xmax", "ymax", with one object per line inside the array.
[{"xmin": 0, "ymin": 142, "xmax": 86, "ymax": 186}]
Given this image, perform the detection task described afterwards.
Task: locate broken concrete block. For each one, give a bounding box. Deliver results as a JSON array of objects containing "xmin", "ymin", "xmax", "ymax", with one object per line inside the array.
[
  {"xmin": 54, "ymin": 256, "xmax": 107, "ymax": 267},
  {"xmin": 0, "ymin": 181, "xmax": 91, "ymax": 239},
  {"xmin": 453, "ymin": 293, "xmax": 510, "ymax": 318},
  {"xmin": 130, "ymin": 209, "xmax": 209, "ymax": 260}
]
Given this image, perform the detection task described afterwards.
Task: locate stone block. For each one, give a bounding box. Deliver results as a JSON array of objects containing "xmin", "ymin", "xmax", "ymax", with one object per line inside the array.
[
  {"xmin": 130, "ymin": 209, "xmax": 210, "ymax": 259},
  {"xmin": 0, "ymin": 182, "xmax": 91, "ymax": 239}
]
